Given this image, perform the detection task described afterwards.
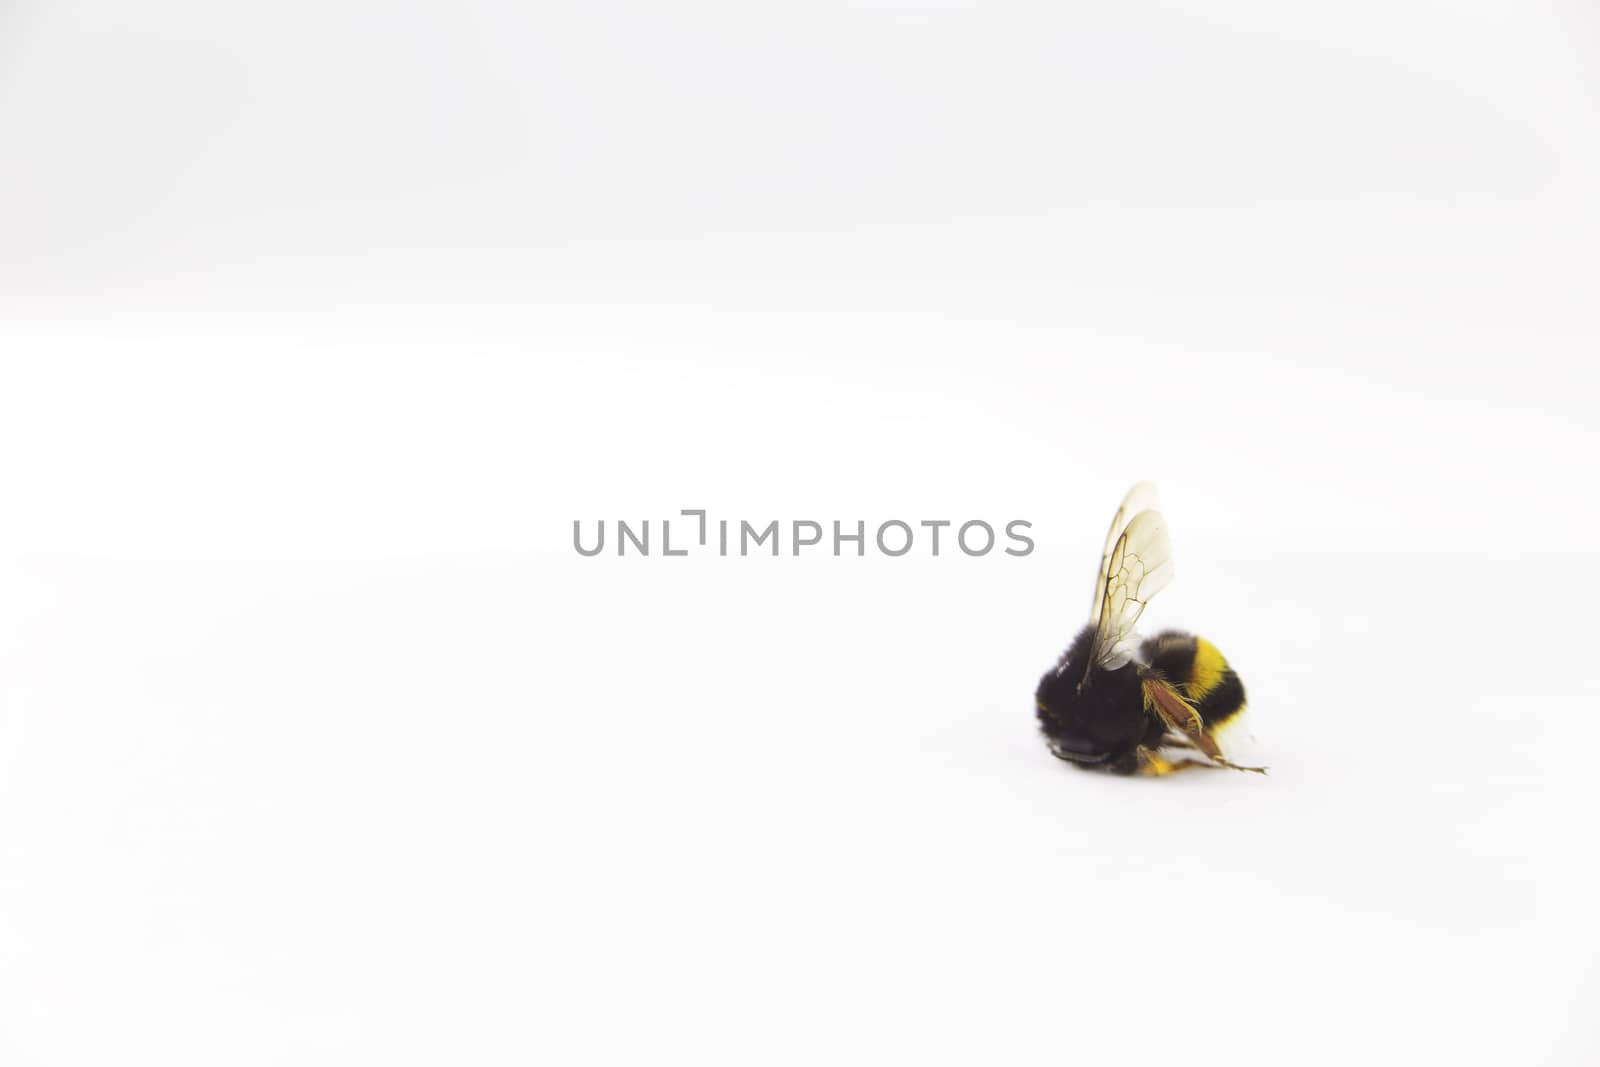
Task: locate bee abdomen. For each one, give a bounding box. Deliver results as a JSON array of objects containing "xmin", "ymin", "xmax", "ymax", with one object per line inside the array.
[{"xmin": 1139, "ymin": 630, "xmax": 1247, "ymax": 729}]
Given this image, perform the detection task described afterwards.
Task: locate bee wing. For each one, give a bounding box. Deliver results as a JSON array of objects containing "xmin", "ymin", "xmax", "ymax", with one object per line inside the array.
[
  {"xmin": 1089, "ymin": 482, "xmax": 1162, "ymax": 620},
  {"xmin": 1086, "ymin": 508, "xmax": 1174, "ymax": 672}
]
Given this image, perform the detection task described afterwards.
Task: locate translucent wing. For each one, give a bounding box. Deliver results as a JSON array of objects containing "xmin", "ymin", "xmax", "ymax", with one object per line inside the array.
[
  {"xmin": 1088, "ymin": 482, "xmax": 1162, "ymax": 623},
  {"xmin": 1086, "ymin": 508, "xmax": 1174, "ymax": 673}
]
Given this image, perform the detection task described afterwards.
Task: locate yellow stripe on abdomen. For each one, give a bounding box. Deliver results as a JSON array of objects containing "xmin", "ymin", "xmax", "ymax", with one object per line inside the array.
[{"xmin": 1186, "ymin": 637, "xmax": 1228, "ymax": 700}]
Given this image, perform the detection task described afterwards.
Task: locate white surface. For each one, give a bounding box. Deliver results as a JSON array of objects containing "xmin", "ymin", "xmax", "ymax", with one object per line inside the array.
[{"xmin": 3, "ymin": 3, "xmax": 1599, "ymax": 1065}]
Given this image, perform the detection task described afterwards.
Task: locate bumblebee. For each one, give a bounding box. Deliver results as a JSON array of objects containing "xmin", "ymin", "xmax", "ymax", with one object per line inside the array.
[{"xmin": 1034, "ymin": 483, "xmax": 1265, "ymax": 777}]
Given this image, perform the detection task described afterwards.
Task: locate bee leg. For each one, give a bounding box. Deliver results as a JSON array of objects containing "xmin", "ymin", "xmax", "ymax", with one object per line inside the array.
[
  {"xmin": 1138, "ymin": 746, "xmax": 1268, "ymax": 776},
  {"xmin": 1135, "ymin": 747, "xmax": 1217, "ymax": 776},
  {"xmin": 1153, "ymin": 728, "xmax": 1268, "ymax": 774},
  {"xmin": 1212, "ymin": 757, "xmax": 1269, "ymax": 775}
]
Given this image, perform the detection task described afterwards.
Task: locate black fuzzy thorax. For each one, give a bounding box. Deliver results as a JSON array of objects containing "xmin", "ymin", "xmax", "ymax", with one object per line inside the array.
[{"xmin": 1035, "ymin": 624, "xmax": 1164, "ymax": 775}]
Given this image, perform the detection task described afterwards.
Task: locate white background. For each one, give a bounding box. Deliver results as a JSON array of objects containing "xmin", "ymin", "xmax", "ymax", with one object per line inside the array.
[{"xmin": 3, "ymin": 3, "xmax": 1599, "ymax": 1064}]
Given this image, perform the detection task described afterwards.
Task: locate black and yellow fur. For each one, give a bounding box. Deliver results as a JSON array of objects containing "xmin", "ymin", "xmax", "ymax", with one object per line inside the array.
[
  {"xmin": 1035, "ymin": 628, "xmax": 1249, "ymax": 776},
  {"xmin": 1139, "ymin": 631, "xmax": 1247, "ymax": 737}
]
